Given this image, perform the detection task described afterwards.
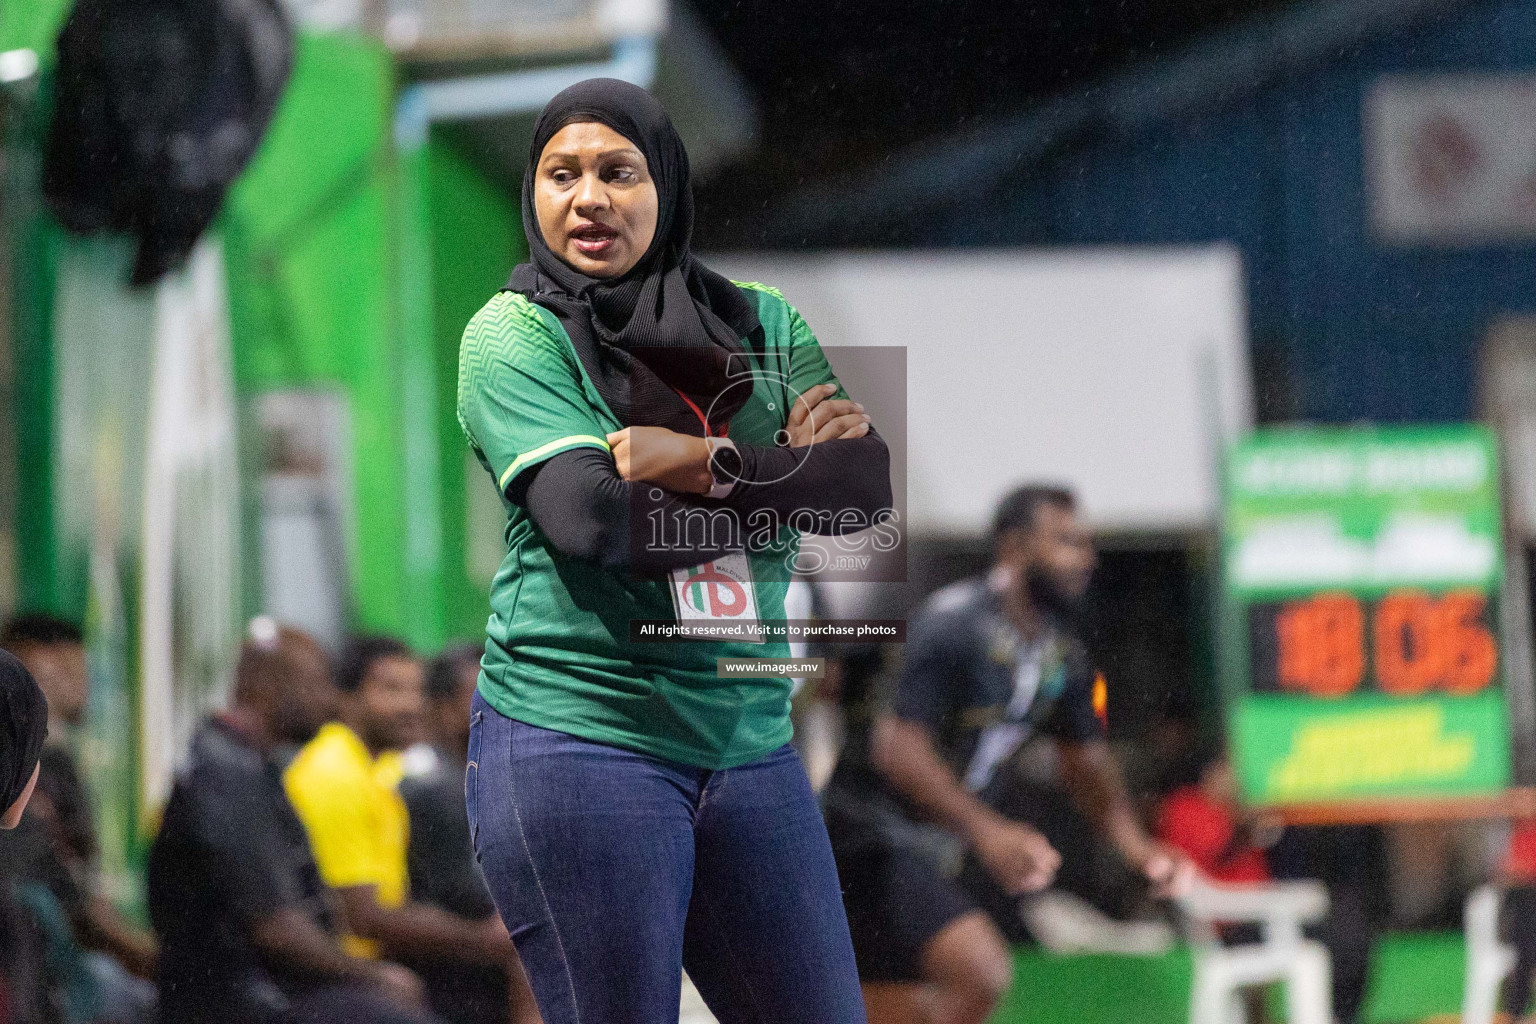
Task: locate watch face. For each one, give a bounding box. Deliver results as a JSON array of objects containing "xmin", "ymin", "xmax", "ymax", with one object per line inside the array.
[{"xmin": 711, "ymin": 443, "xmax": 744, "ymax": 484}]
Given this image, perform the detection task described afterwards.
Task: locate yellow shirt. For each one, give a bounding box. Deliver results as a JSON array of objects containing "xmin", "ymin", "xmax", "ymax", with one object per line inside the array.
[{"xmin": 284, "ymin": 722, "xmax": 409, "ymax": 958}]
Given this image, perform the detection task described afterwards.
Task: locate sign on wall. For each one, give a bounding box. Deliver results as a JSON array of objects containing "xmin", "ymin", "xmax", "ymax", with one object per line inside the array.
[
  {"xmin": 1366, "ymin": 75, "xmax": 1536, "ymax": 244},
  {"xmin": 1223, "ymin": 426, "xmax": 1513, "ymax": 805}
]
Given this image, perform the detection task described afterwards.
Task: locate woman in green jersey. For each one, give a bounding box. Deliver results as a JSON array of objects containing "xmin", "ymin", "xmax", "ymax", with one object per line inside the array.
[{"xmin": 458, "ymin": 78, "xmax": 892, "ymax": 1024}]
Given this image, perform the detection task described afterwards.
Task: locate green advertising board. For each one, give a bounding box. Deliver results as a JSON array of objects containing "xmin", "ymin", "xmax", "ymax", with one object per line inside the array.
[{"xmin": 1222, "ymin": 426, "xmax": 1512, "ymax": 806}]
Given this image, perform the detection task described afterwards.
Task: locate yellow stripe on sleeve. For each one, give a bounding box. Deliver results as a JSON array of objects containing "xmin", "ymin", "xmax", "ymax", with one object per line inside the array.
[{"xmin": 499, "ymin": 434, "xmax": 612, "ymax": 491}]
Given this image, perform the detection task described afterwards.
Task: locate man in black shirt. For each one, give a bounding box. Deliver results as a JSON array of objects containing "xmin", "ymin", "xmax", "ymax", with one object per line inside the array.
[
  {"xmin": 824, "ymin": 484, "xmax": 1196, "ymax": 1024},
  {"xmin": 399, "ymin": 643, "xmax": 539, "ymax": 1024},
  {"xmin": 148, "ymin": 620, "xmax": 434, "ymax": 1024}
]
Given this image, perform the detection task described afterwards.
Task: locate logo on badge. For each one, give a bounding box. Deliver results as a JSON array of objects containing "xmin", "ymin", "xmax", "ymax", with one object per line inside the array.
[
  {"xmin": 679, "ymin": 562, "xmax": 749, "ymax": 617},
  {"xmin": 669, "ymin": 552, "xmax": 761, "ymax": 631}
]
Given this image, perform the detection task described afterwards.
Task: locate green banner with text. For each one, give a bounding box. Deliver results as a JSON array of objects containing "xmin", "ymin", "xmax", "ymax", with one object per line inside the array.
[{"xmin": 1221, "ymin": 426, "xmax": 1512, "ymax": 805}]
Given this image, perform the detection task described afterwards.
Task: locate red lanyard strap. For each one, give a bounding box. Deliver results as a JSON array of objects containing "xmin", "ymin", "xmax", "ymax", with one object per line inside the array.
[{"xmin": 671, "ymin": 386, "xmax": 729, "ymax": 437}]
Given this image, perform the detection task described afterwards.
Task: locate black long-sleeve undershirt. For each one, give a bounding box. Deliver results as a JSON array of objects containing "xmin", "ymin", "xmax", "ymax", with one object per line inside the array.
[
  {"xmin": 511, "ymin": 427, "xmax": 893, "ymax": 570},
  {"xmin": 726, "ymin": 430, "xmax": 892, "ymax": 526}
]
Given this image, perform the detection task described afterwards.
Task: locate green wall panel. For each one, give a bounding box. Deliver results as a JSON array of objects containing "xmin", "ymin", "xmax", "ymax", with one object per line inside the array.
[
  {"xmin": 0, "ymin": 0, "xmax": 73, "ymax": 61},
  {"xmin": 423, "ymin": 137, "xmax": 525, "ymax": 645},
  {"xmin": 222, "ymin": 32, "xmax": 416, "ymax": 639}
]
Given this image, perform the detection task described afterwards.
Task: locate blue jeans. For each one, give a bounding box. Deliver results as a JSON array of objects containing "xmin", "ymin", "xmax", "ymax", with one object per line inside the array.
[{"xmin": 466, "ymin": 690, "xmax": 866, "ymax": 1024}]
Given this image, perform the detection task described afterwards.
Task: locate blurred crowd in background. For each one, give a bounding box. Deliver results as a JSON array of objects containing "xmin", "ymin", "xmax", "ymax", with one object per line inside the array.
[
  {"xmin": 0, "ymin": 612, "xmax": 541, "ymax": 1024},
  {"xmin": 3, "ymin": 584, "xmax": 1536, "ymax": 1024}
]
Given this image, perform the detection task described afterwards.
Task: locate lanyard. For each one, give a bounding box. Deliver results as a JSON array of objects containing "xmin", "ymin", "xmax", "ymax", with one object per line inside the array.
[{"xmin": 671, "ymin": 386, "xmax": 730, "ymax": 438}]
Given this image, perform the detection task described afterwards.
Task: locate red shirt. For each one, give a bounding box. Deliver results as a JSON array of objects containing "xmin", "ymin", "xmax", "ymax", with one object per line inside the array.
[
  {"xmin": 1156, "ymin": 786, "xmax": 1269, "ymax": 884},
  {"xmin": 1506, "ymin": 819, "xmax": 1536, "ymax": 881}
]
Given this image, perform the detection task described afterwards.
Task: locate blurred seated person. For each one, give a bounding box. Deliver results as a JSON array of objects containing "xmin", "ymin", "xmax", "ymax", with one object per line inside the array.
[
  {"xmin": 1, "ymin": 648, "xmax": 49, "ymax": 1022},
  {"xmin": 0, "ymin": 881, "xmax": 50, "ymax": 1024},
  {"xmin": 1499, "ymin": 816, "xmax": 1536, "ymax": 1021},
  {"xmin": 1156, "ymin": 740, "xmax": 1282, "ymax": 1024},
  {"xmin": 1156, "ymin": 744, "xmax": 1276, "ymax": 889},
  {"xmin": 283, "ymin": 637, "xmax": 521, "ymax": 996},
  {"xmin": 1267, "ymin": 824, "xmax": 1387, "ymax": 1024},
  {"xmin": 1157, "ymin": 745, "xmax": 1287, "ymax": 1024},
  {"xmin": 399, "ymin": 643, "xmax": 539, "ymax": 1024},
  {"xmin": 786, "ymin": 580, "xmax": 843, "ymax": 792},
  {"xmin": 2, "ymin": 648, "xmax": 48, "ymax": 829},
  {"xmin": 1, "ymin": 614, "xmax": 157, "ymax": 1022},
  {"xmin": 822, "ymin": 485, "xmax": 1197, "ymax": 1024},
  {"xmin": 148, "ymin": 619, "xmax": 434, "ymax": 1024},
  {"xmin": 2, "ymin": 616, "xmax": 159, "ymax": 967}
]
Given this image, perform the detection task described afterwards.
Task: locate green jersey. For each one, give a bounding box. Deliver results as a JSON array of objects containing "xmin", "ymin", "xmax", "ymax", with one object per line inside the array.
[{"xmin": 456, "ymin": 282, "xmax": 849, "ymax": 770}]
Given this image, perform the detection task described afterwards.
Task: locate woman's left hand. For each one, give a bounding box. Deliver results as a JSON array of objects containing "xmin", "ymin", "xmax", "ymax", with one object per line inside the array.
[
  {"xmin": 783, "ymin": 383, "xmax": 870, "ymax": 448},
  {"xmin": 606, "ymin": 427, "xmax": 713, "ymax": 494}
]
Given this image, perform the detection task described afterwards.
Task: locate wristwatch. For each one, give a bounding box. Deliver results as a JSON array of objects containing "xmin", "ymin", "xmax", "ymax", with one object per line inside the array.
[{"xmin": 705, "ymin": 436, "xmax": 742, "ymax": 500}]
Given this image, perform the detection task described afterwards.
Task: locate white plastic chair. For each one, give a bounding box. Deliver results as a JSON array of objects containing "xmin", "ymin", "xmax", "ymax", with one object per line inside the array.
[
  {"xmin": 1178, "ymin": 879, "xmax": 1333, "ymax": 1024},
  {"xmin": 1462, "ymin": 884, "xmax": 1517, "ymax": 1024},
  {"xmin": 1020, "ymin": 888, "xmax": 1178, "ymax": 956}
]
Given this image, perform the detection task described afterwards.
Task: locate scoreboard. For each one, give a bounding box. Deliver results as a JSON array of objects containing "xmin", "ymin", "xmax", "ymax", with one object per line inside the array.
[
  {"xmin": 1222, "ymin": 427, "xmax": 1512, "ymax": 806},
  {"xmin": 1250, "ymin": 591, "xmax": 1498, "ymax": 698}
]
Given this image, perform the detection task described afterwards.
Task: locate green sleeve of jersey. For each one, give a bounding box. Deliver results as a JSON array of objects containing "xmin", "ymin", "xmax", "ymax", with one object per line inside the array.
[
  {"xmin": 784, "ymin": 300, "xmax": 852, "ymax": 404},
  {"xmin": 457, "ymin": 293, "xmax": 613, "ymax": 496}
]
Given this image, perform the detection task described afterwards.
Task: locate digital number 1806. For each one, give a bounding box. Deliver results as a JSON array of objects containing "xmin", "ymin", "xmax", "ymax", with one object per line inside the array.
[{"xmin": 1249, "ymin": 590, "xmax": 1498, "ymax": 699}]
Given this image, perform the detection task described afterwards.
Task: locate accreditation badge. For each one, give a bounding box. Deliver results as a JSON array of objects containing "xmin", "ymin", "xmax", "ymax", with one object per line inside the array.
[{"xmin": 668, "ymin": 552, "xmax": 765, "ymax": 643}]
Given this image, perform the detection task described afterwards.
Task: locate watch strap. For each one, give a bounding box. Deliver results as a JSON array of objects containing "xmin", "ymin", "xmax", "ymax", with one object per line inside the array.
[{"xmin": 706, "ymin": 437, "xmax": 739, "ymax": 500}]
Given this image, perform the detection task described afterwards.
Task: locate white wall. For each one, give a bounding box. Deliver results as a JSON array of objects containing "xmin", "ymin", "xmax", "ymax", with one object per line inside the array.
[{"xmin": 708, "ymin": 246, "xmax": 1252, "ymax": 534}]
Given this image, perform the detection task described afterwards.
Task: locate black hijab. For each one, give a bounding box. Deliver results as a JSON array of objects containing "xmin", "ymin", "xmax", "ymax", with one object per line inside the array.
[
  {"xmin": 0, "ymin": 650, "xmax": 48, "ymax": 816},
  {"xmin": 506, "ymin": 78, "xmax": 761, "ymax": 437}
]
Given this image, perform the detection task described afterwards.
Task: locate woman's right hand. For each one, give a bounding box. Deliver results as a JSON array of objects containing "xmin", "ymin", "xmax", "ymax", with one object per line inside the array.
[
  {"xmin": 606, "ymin": 426, "xmax": 714, "ymax": 494},
  {"xmin": 783, "ymin": 383, "xmax": 871, "ymax": 447}
]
